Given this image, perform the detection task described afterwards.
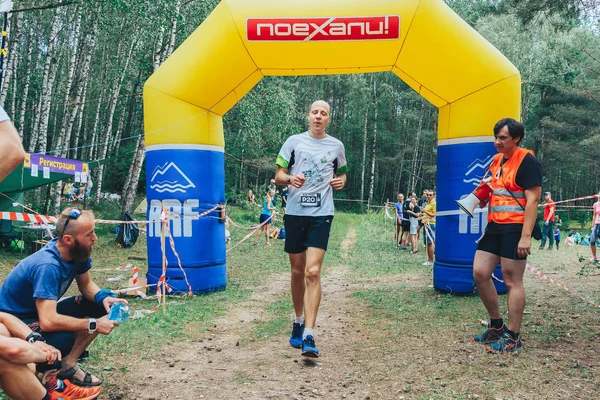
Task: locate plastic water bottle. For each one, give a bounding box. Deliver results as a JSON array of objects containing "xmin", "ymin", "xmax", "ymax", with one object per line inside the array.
[{"xmin": 108, "ymin": 303, "xmax": 130, "ymax": 323}]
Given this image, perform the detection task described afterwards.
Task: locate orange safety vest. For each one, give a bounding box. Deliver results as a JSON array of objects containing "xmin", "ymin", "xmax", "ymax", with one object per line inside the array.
[{"xmin": 487, "ymin": 147, "xmax": 534, "ymax": 224}]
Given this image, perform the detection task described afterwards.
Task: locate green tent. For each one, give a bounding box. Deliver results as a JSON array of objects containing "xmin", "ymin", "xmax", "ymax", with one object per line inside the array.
[{"xmin": 0, "ymin": 157, "xmax": 107, "ymax": 194}]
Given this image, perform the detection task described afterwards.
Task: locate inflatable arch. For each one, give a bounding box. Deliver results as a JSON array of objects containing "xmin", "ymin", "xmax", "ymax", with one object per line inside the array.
[{"xmin": 144, "ymin": 0, "xmax": 520, "ymax": 294}]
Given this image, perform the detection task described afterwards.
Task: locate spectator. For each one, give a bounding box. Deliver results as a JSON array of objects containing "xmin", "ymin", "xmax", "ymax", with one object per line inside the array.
[
  {"xmin": 539, "ymin": 191, "xmax": 556, "ymax": 250},
  {"xmin": 253, "ymin": 189, "xmax": 276, "ymax": 246},
  {"xmin": 590, "ymin": 191, "xmax": 600, "ymax": 262},
  {"xmin": 406, "ymin": 196, "xmax": 421, "ymax": 254},
  {"xmin": 86, "ymin": 175, "xmax": 93, "ymax": 198},
  {"xmin": 0, "ymin": 207, "xmax": 127, "ymax": 388},
  {"xmin": 62, "ymin": 181, "xmax": 75, "ymax": 202},
  {"xmin": 417, "ymin": 190, "xmax": 429, "ymax": 241},
  {"xmin": 267, "ymin": 179, "xmax": 278, "ymax": 206},
  {"xmin": 554, "ymin": 227, "xmax": 561, "ymax": 250},
  {"xmin": 281, "ymin": 186, "xmax": 288, "ymax": 215},
  {"xmin": 420, "ymin": 190, "xmax": 436, "ymax": 266},
  {"xmin": 401, "ymin": 192, "xmax": 415, "ymax": 248},
  {"xmin": 0, "ymin": 311, "xmax": 102, "ymax": 399},
  {"xmin": 394, "ymin": 193, "xmax": 405, "ymax": 248},
  {"xmin": 247, "ymin": 189, "xmax": 256, "ymax": 205}
]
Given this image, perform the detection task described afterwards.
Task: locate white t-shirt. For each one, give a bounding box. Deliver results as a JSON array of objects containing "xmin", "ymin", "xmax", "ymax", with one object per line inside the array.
[{"xmin": 277, "ymin": 132, "xmax": 348, "ymax": 217}]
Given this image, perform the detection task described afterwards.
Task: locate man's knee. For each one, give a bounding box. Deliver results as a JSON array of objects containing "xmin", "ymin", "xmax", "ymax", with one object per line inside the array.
[
  {"xmin": 44, "ymin": 331, "xmax": 76, "ymax": 357},
  {"xmin": 291, "ymin": 266, "xmax": 304, "ymax": 280},
  {"xmin": 473, "ymin": 267, "xmax": 490, "ymax": 283},
  {"xmin": 304, "ymin": 265, "xmax": 321, "ymax": 282}
]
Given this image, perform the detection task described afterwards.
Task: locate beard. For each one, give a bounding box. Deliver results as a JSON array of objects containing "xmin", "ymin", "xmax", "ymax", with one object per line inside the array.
[{"xmin": 69, "ymin": 239, "xmax": 92, "ymax": 261}]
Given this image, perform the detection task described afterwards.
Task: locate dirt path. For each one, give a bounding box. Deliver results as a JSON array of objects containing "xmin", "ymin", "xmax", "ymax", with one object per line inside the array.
[{"xmin": 106, "ymin": 228, "xmax": 397, "ymax": 399}]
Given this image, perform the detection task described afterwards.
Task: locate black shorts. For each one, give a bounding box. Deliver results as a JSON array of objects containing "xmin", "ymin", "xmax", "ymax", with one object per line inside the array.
[
  {"xmin": 477, "ymin": 231, "xmax": 526, "ymax": 260},
  {"xmin": 401, "ymin": 220, "xmax": 410, "ymax": 231},
  {"xmin": 23, "ymin": 296, "xmax": 107, "ymax": 357},
  {"xmin": 283, "ymin": 215, "xmax": 334, "ymax": 254}
]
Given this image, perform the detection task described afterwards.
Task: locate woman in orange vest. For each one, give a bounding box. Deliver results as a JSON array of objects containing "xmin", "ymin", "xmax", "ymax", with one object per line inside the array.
[{"xmin": 471, "ymin": 118, "xmax": 542, "ymax": 354}]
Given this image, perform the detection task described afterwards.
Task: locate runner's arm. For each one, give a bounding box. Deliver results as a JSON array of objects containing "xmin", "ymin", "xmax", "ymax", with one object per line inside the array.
[
  {"xmin": 75, "ymin": 271, "xmax": 102, "ymax": 303},
  {"xmin": 0, "ymin": 312, "xmax": 38, "ymax": 340},
  {"xmin": 0, "ymin": 334, "xmax": 48, "ymax": 364},
  {"xmin": 330, "ymin": 173, "xmax": 346, "ymax": 190},
  {"xmin": 0, "ymin": 120, "xmax": 25, "ymax": 182},
  {"xmin": 36, "ymin": 299, "xmax": 89, "ymax": 332}
]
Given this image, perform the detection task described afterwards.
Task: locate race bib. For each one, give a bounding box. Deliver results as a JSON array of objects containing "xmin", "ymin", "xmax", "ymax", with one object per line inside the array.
[
  {"xmin": 596, "ymin": 214, "xmax": 600, "ymax": 224},
  {"xmin": 300, "ymin": 193, "xmax": 321, "ymax": 207}
]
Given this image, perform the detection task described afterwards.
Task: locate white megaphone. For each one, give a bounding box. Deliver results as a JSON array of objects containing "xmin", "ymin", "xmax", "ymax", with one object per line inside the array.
[{"xmin": 456, "ymin": 178, "xmax": 492, "ymax": 218}]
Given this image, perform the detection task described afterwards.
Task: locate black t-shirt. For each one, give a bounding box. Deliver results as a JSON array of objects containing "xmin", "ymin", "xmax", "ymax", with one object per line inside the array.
[
  {"xmin": 402, "ymin": 200, "xmax": 411, "ymax": 216},
  {"xmin": 486, "ymin": 153, "xmax": 542, "ymax": 234}
]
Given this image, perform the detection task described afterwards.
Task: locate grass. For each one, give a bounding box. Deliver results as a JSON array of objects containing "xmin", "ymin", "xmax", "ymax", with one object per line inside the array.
[{"xmin": 1, "ymin": 203, "xmax": 599, "ymax": 398}]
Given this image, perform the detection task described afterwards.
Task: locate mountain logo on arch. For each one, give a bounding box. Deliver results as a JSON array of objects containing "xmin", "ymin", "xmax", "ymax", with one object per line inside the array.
[
  {"xmin": 463, "ymin": 155, "xmax": 494, "ymax": 187},
  {"xmin": 150, "ymin": 162, "xmax": 196, "ymax": 193}
]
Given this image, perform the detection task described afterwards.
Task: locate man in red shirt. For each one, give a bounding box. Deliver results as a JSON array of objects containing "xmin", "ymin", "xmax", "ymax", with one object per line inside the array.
[{"xmin": 539, "ymin": 191, "xmax": 556, "ymax": 250}]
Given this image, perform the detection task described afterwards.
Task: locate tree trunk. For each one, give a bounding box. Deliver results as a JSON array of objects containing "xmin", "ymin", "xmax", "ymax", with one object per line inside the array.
[
  {"xmin": 32, "ymin": 9, "xmax": 63, "ymax": 154},
  {"xmin": 88, "ymin": 89, "xmax": 104, "ymax": 160},
  {"xmin": 0, "ymin": 12, "xmax": 22, "ymax": 107},
  {"xmin": 17, "ymin": 26, "xmax": 33, "ymax": 135},
  {"xmin": 368, "ymin": 79, "xmax": 378, "ymax": 207},
  {"xmin": 153, "ymin": 26, "xmax": 165, "ymax": 71},
  {"xmin": 95, "ymin": 38, "xmax": 137, "ymax": 202},
  {"xmin": 359, "ymin": 103, "xmax": 369, "ymax": 201},
  {"xmin": 162, "ymin": 0, "xmax": 181, "ymax": 63},
  {"xmin": 409, "ymin": 99, "xmax": 425, "ymax": 191},
  {"xmin": 121, "ymin": 134, "xmax": 145, "ymax": 213},
  {"xmin": 72, "ymin": 81, "xmax": 88, "ymax": 159},
  {"xmin": 54, "ymin": 9, "xmax": 83, "ymax": 156}
]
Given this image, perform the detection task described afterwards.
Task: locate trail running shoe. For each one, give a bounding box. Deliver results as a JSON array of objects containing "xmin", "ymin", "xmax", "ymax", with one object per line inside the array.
[
  {"xmin": 289, "ymin": 323, "xmax": 304, "ymax": 348},
  {"xmin": 472, "ymin": 324, "xmax": 507, "ymax": 344},
  {"xmin": 486, "ymin": 332, "xmax": 522, "ymax": 354},
  {"xmin": 48, "ymin": 379, "xmax": 101, "ymax": 400},
  {"xmin": 301, "ymin": 335, "xmax": 319, "ymax": 358}
]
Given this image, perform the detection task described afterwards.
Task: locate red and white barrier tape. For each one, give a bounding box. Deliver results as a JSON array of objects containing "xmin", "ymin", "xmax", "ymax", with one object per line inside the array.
[
  {"xmin": 526, "ymin": 263, "xmax": 600, "ymax": 309},
  {"xmin": 540, "ymin": 194, "xmax": 599, "ymax": 207},
  {"xmin": 162, "ymin": 205, "xmax": 221, "ymax": 221},
  {"xmin": 165, "ymin": 219, "xmax": 193, "ymax": 297},
  {"xmin": 0, "ymin": 211, "xmax": 57, "ymax": 224}
]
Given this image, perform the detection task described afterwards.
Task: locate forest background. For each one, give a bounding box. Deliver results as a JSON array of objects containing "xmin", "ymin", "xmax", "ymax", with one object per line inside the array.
[{"xmin": 1, "ymin": 0, "xmax": 599, "ymax": 220}]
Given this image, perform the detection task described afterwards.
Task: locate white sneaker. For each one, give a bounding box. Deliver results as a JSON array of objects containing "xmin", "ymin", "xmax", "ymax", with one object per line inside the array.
[{"xmin": 422, "ymin": 261, "xmax": 432, "ymax": 266}]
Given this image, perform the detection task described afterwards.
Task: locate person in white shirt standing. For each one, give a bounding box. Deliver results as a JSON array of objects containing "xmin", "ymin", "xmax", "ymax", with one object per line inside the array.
[{"xmin": 275, "ymin": 100, "xmax": 348, "ymax": 358}]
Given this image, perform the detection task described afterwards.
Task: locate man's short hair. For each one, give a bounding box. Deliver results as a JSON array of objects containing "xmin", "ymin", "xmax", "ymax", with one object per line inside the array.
[
  {"xmin": 56, "ymin": 207, "xmax": 94, "ymax": 238},
  {"xmin": 544, "ymin": 191, "xmax": 551, "ymax": 196},
  {"xmin": 493, "ymin": 118, "xmax": 525, "ymax": 145}
]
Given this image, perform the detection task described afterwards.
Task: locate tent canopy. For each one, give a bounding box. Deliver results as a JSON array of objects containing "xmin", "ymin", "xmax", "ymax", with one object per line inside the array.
[{"xmin": 0, "ymin": 154, "xmax": 108, "ymax": 195}]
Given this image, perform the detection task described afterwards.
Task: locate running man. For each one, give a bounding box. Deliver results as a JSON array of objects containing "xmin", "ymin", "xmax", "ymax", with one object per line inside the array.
[{"xmin": 275, "ymin": 100, "xmax": 348, "ymax": 357}]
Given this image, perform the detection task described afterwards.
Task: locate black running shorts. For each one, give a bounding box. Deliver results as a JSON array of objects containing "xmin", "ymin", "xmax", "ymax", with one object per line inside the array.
[
  {"xmin": 477, "ymin": 230, "xmax": 526, "ymax": 260},
  {"xmin": 283, "ymin": 215, "xmax": 334, "ymax": 254}
]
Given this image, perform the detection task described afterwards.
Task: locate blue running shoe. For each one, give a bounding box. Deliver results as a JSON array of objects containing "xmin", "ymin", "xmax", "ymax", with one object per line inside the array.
[
  {"xmin": 472, "ymin": 324, "xmax": 507, "ymax": 344},
  {"xmin": 486, "ymin": 332, "xmax": 522, "ymax": 354},
  {"xmin": 301, "ymin": 335, "xmax": 319, "ymax": 358},
  {"xmin": 289, "ymin": 323, "xmax": 304, "ymax": 348}
]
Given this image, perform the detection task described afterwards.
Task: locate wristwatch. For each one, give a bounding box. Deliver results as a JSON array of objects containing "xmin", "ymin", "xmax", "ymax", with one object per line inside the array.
[
  {"xmin": 87, "ymin": 318, "xmax": 97, "ymax": 334},
  {"xmin": 26, "ymin": 332, "xmax": 45, "ymax": 344},
  {"xmin": 286, "ymin": 176, "xmax": 291, "ymax": 184}
]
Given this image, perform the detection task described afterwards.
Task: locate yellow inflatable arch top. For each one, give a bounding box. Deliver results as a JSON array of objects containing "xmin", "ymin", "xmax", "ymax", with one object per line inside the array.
[{"xmin": 144, "ymin": 0, "xmax": 520, "ymax": 294}]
